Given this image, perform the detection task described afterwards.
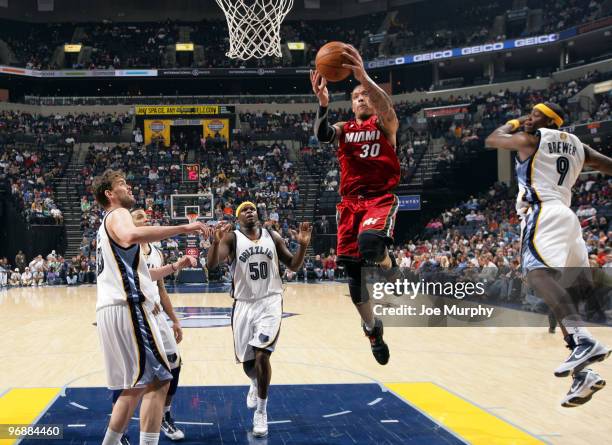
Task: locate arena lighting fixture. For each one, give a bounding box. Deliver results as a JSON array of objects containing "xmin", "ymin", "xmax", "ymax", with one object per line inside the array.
[
  {"xmin": 64, "ymin": 44, "xmax": 82, "ymax": 52},
  {"xmin": 287, "ymin": 42, "xmax": 305, "ymax": 50},
  {"xmin": 176, "ymin": 43, "xmax": 194, "ymax": 51}
]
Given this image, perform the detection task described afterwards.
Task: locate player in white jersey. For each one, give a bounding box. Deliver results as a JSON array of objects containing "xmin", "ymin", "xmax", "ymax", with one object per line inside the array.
[
  {"xmin": 486, "ymin": 102, "xmax": 612, "ymax": 407},
  {"xmin": 207, "ymin": 201, "xmax": 312, "ymax": 438},
  {"xmin": 134, "ymin": 209, "xmax": 187, "ymax": 441},
  {"xmin": 93, "ymin": 169, "xmax": 211, "ymax": 445}
]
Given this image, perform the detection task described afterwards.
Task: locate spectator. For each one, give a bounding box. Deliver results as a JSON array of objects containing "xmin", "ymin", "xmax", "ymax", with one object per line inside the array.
[
  {"xmin": 66, "ymin": 264, "xmax": 78, "ymax": 285},
  {"xmin": 21, "ymin": 267, "xmax": 33, "ymax": 286},
  {"xmin": 9, "ymin": 268, "xmax": 21, "ymax": 286},
  {"xmin": 323, "ymin": 254, "xmax": 336, "ymax": 280},
  {"xmin": 313, "ymin": 254, "xmax": 324, "ymax": 280},
  {"xmin": 15, "ymin": 250, "xmax": 26, "ymax": 272}
]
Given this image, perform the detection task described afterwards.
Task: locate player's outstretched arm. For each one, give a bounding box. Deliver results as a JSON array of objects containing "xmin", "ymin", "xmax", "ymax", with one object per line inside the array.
[
  {"xmin": 149, "ymin": 254, "xmax": 196, "ymax": 282},
  {"xmin": 271, "ymin": 223, "xmax": 312, "ymax": 272},
  {"xmin": 584, "ymin": 145, "xmax": 612, "ymax": 175},
  {"xmin": 107, "ymin": 208, "xmax": 212, "ymax": 247},
  {"xmin": 207, "ymin": 221, "xmax": 234, "ymax": 269},
  {"xmin": 310, "ymin": 70, "xmax": 344, "ymax": 143},
  {"xmin": 341, "ymin": 45, "xmax": 399, "ymax": 137}
]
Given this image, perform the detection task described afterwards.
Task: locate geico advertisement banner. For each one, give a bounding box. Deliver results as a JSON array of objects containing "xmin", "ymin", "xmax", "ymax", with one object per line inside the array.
[{"xmin": 366, "ymin": 30, "xmax": 576, "ymax": 69}]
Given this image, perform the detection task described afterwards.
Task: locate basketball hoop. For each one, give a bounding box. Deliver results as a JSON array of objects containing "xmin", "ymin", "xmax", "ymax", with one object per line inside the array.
[
  {"xmin": 186, "ymin": 213, "xmax": 199, "ymax": 224},
  {"xmin": 215, "ymin": 0, "xmax": 294, "ymax": 60}
]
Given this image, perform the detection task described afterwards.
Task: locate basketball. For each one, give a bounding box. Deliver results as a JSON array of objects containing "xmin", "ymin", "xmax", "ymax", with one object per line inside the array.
[{"xmin": 315, "ymin": 41, "xmax": 352, "ymax": 82}]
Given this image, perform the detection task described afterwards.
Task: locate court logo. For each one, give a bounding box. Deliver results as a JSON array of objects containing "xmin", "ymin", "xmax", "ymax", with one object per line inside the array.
[{"xmin": 172, "ymin": 307, "xmax": 296, "ymax": 328}]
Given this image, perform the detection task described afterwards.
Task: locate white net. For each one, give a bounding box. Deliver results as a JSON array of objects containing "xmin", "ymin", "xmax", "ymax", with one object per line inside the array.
[{"xmin": 215, "ymin": 0, "xmax": 294, "ymax": 60}]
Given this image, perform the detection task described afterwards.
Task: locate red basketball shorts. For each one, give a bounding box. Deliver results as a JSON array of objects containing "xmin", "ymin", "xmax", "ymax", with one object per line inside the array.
[{"xmin": 336, "ymin": 193, "xmax": 399, "ymax": 260}]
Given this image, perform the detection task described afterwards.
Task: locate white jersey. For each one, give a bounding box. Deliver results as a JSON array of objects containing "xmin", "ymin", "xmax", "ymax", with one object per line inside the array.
[
  {"xmin": 143, "ymin": 243, "xmax": 164, "ymax": 269},
  {"xmin": 143, "ymin": 243, "xmax": 164, "ymax": 305},
  {"xmin": 96, "ymin": 210, "xmax": 159, "ymax": 310},
  {"xmin": 516, "ymin": 128, "xmax": 584, "ymax": 211},
  {"xmin": 230, "ymin": 228, "xmax": 283, "ymax": 301}
]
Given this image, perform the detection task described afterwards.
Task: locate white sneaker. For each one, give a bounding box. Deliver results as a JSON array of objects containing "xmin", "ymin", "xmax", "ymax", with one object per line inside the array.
[
  {"xmin": 247, "ymin": 383, "xmax": 258, "ymax": 409},
  {"xmin": 161, "ymin": 412, "xmax": 185, "ymax": 441},
  {"xmin": 561, "ymin": 369, "xmax": 606, "ymax": 407},
  {"xmin": 252, "ymin": 410, "xmax": 268, "ymax": 438},
  {"xmin": 554, "ymin": 335, "xmax": 611, "ymax": 377}
]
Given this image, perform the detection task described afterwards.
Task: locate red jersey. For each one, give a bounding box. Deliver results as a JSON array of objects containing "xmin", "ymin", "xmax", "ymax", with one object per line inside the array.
[{"xmin": 338, "ymin": 115, "xmax": 400, "ymax": 197}]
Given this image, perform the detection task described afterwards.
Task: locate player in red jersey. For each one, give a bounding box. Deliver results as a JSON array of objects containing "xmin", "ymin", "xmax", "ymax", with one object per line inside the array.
[{"xmin": 310, "ymin": 45, "xmax": 401, "ymax": 365}]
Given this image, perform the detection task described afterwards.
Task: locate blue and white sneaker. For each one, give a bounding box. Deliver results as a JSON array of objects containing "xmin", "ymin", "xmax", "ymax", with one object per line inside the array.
[
  {"xmin": 554, "ymin": 334, "xmax": 611, "ymax": 378},
  {"xmin": 561, "ymin": 369, "xmax": 606, "ymax": 407}
]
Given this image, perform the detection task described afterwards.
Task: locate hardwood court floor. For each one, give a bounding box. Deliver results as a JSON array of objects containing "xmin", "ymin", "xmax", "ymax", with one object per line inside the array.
[{"xmin": 0, "ymin": 283, "xmax": 611, "ymax": 444}]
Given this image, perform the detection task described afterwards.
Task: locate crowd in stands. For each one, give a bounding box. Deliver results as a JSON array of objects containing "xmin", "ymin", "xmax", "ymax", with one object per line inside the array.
[
  {"xmin": 0, "ymin": 21, "xmax": 73, "ymax": 70},
  {"xmin": 0, "ymin": 111, "xmax": 131, "ymax": 225},
  {"xmin": 0, "ymin": 250, "xmax": 97, "ymax": 287},
  {"xmin": 0, "ymin": 111, "xmax": 132, "ymax": 143},
  {"xmin": 537, "ymin": 0, "xmax": 605, "ymax": 33},
  {"xmin": 0, "ymin": 144, "xmax": 69, "ymax": 224},
  {"xmin": 75, "ymin": 135, "xmax": 301, "ymax": 271},
  {"xmin": 80, "ymin": 22, "xmax": 176, "ymax": 69},
  {"xmin": 385, "ymin": 0, "xmax": 608, "ymax": 59},
  {"xmin": 0, "ymin": 0, "xmax": 607, "ymax": 70}
]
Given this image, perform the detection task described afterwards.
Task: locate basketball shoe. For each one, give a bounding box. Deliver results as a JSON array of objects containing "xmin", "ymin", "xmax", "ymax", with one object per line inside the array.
[
  {"xmin": 561, "ymin": 368, "xmax": 606, "ymax": 407},
  {"xmin": 554, "ymin": 334, "xmax": 611, "ymax": 377},
  {"xmin": 120, "ymin": 433, "xmax": 131, "ymax": 445},
  {"xmin": 363, "ymin": 318, "xmax": 389, "ymax": 365},
  {"xmin": 253, "ymin": 410, "xmax": 268, "ymax": 437},
  {"xmin": 246, "ymin": 383, "xmax": 258, "ymax": 409},
  {"xmin": 161, "ymin": 411, "xmax": 185, "ymax": 440}
]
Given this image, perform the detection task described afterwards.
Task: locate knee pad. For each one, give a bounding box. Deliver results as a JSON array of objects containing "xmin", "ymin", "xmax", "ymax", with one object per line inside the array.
[
  {"xmin": 345, "ymin": 260, "xmax": 369, "ymax": 305},
  {"xmin": 358, "ymin": 231, "xmax": 387, "ymax": 264},
  {"xmin": 168, "ymin": 366, "xmax": 181, "ymax": 397}
]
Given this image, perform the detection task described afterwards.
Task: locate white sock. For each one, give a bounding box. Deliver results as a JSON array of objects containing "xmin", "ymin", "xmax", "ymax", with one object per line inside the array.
[
  {"xmin": 164, "ymin": 405, "xmax": 171, "ymax": 414},
  {"xmin": 140, "ymin": 431, "xmax": 159, "ymax": 445},
  {"xmin": 256, "ymin": 396, "xmax": 267, "ymax": 413},
  {"xmin": 101, "ymin": 428, "xmax": 122, "ymax": 445},
  {"xmin": 250, "ymin": 378, "xmax": 258, "ymax": 388}
]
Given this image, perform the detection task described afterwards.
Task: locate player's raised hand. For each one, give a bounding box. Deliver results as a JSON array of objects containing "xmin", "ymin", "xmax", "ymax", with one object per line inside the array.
[
  {"xmin": 310, "ymin": 70, "xmax": 329, "ymax": 107},
  {"xmin": 213, "ymin": 220, "xmax": 232, "ymax": 243},
  {"xmin": 291, "ymin": 222, "xmax": 313, "ymax": 247},
  {"xmin": 341, "ymin": 45, "xmax": 367, "ymax": 83},
  {"xmin": 177, "ymin": 254, "xmax": 197, "ymax": 270},
  {"xmin": 200, "ymin": 223, "xmax": 215, "ymax": 238}
]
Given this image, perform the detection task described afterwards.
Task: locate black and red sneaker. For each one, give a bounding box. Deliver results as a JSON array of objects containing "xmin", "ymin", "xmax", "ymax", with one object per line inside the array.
[{"xmin": 363, "ymin": 318, "xmax": 390, "ymax": 365}]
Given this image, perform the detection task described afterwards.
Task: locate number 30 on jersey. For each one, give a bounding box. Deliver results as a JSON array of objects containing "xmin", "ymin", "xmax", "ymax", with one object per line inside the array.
[{"xmin": 359, "ymin": 143, "xmax": 381, "ymax": 158}]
